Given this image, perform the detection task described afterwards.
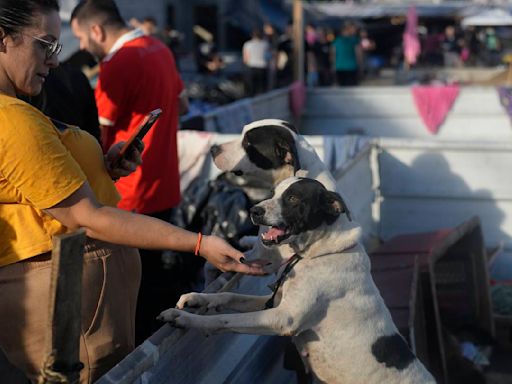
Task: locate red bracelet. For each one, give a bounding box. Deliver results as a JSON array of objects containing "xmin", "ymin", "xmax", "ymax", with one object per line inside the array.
[{"xmin": 194, "ymin": 232, "xmax": 203, "ymax": 256}]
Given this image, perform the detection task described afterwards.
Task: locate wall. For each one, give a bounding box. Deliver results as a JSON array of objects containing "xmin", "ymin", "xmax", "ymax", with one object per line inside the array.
[
  {"xmin": 201, "ymin": 88, "xmax": 292, "ymax": 133},
  {"xmin": 376, "ymin": 139, "xmax": 512, "ymax": 247},
  {"xmin": 301, "ymin": 87, "xmax": 512, "ymax": 141}
]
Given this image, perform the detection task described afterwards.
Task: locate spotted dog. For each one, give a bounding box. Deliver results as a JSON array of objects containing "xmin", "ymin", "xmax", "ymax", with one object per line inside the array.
[
  {"xmin": 210, "ymin": 118, "xmax": 339, "ymax": 269},
  {"xmin": 159, "ymin": 177, "xmax": 435, "ymax": 384},
  {"xmin": 210, "ymin": 118, "xmax": 336, "ymax": 193}
]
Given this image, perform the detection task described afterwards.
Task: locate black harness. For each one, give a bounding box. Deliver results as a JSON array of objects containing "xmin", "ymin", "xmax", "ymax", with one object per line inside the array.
[{"xmin": 264, "ymin": 253, "xmax": 303, "ymax": 309}]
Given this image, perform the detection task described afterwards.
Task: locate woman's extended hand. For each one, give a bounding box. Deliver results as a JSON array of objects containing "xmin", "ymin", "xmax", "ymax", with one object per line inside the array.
[
  {"xmin": 200, "ymin": 235, "xmax": 266, "ymax": 275},
  {"xmin": 104, "ymin": 139, "xmax": 144, "ymax": 180}
]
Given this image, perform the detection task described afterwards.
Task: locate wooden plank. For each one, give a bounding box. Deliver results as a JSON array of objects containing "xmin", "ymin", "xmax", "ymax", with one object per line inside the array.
[{"xmin": 39, "ymin": 229, "xmax": 86, "ymax": 384}]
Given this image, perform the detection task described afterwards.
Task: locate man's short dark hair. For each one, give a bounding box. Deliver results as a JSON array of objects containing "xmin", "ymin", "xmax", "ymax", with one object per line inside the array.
[
  {"xmin": 71, "ymin": 0, "xmax": 124, "ymax": 27},
  {"xmin": 143, "ymin": 16, "xmax": 156, "ymax": 25}
]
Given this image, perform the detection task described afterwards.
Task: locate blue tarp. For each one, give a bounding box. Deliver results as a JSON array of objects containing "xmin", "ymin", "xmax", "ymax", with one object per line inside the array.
[{"xmin": 223, "ymin": 0, "xmax": 290, "ymax": 33}]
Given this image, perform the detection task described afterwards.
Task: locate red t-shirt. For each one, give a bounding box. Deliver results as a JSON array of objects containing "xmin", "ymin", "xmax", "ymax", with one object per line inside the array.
[{"xmin": 96, "ymin": 33, "xmax": 183, "ymax": 214}]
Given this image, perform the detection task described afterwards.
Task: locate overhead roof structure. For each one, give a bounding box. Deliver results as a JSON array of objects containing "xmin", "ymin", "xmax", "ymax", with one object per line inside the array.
[
  {"xmin": 301, "ymin": 1, "xmax": 512, "ymax": 21},
  {"xmin": 461, "ymin": 7, "xmax": 512, "ymax": 26}
]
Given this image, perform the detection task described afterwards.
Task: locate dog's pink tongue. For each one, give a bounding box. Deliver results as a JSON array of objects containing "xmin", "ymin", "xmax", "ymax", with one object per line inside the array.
[{"xmin": 262, "ymin": 227, "xmax": 285, "ymax": 241}]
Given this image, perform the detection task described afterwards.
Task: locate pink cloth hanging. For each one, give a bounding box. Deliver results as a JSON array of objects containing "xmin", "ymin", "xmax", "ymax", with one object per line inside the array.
[
  {"xmin": 289, "ymin": 81, "xmax": 306, "ymax": 118},
  {"xmin": 403, "ymin": 6, "xmax": 420, "ymax": 66},
  {"xmin": 412, "ymin": 85, "xmax": 460, "ymax": 134}
]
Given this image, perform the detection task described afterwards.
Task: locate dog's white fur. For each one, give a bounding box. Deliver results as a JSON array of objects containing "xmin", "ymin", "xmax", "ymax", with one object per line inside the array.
[{"xmin": 159, "ymin": 177, "xmax": 435, "ymax": 384}]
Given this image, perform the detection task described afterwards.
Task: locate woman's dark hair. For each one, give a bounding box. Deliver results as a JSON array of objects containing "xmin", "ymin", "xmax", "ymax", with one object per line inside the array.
[{"xmin": 0, "ymin": 0, "xmax": 59, "ymax": 35}]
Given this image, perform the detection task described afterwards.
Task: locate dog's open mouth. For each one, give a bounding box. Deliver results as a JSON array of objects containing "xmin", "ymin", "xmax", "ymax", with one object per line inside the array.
[{"xmin": 261, "ymin": 225, "xmax": 291, "ymax": 246}]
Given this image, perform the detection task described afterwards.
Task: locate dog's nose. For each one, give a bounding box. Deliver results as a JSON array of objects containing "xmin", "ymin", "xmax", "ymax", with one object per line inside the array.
[
  {"xmin": 250, "ymin": 206, "xmax": 265, "ymax": 220},
  {"xmin": 210, "ymin": 144, "xmax": 222, "ymax": 159}
]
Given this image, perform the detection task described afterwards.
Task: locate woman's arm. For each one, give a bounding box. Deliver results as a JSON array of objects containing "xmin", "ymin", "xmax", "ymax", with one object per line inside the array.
[{"xmin": 44, "ymin": 183, "xmax": 264, "ymax": 274}]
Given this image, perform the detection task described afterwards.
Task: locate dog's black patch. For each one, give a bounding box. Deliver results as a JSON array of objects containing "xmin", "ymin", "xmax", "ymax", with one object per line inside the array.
[
  {"xmin": 371, "ymin": 333, "xmax": 415, "ymax": 370},
  {"xmin": 280, "ymin": 179, "xmax": 346, "ymax": 234},
  {"xmin": 243, "ymin": 126, "xmax": 300, "ymax": 172}
]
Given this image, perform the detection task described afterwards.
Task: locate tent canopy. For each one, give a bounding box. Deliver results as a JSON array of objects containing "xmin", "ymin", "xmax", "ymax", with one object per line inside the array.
[{"xmin": 461, "ymin": 8, "xmax": 512, "ymax": 27}]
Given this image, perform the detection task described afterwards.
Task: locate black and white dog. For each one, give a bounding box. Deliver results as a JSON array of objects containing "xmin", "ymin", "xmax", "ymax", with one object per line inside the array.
[
  {"xmin": 210, "ymin": 118, "xmax": 336, "ymax": 193},
  {"xmin": 159, "ymin": 177, "xmax": 435, "ymax": 384},
  {"xmin": 210, "ymin": 118, "xmax": 342, "ymax": 269}
]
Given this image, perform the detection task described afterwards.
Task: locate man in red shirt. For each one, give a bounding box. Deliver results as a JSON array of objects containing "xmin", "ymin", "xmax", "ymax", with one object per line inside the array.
[
  {"xmin": 71, "ymin": 0, "xmax": 186, "ymax": 214},
  {"xmin": 71, "ymin": 0, "xmax": 189, "ymax": 343}
]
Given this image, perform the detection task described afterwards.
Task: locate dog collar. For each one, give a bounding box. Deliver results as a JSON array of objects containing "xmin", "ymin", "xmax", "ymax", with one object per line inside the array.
[{"xmin": 264, "ymin": 253, "xmax": 303, "ymax": 309}]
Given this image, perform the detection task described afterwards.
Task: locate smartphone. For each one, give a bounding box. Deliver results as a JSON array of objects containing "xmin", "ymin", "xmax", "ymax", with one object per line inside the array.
[{"xmin": 114, "ymin": 108, "xmax": 162, "ymax": 164}]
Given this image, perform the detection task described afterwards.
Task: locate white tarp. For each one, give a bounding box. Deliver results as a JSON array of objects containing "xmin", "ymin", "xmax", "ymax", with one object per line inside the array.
[
  {"xmin": 302, "ymin": 2, "xmax": 467, "ymax": 19},
  {"xmin": 461, "ymin": 8, "xmax": 512, "ymax": 27}
]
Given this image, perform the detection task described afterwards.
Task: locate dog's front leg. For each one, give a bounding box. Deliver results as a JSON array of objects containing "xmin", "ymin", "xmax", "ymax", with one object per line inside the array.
[
  {"xmin": 177, "ymin": 292, "xmax": 271, "ymax": 314},
  {"xmin": 158, "ymin": 307, "xmax": 298, "ymax": 336}
]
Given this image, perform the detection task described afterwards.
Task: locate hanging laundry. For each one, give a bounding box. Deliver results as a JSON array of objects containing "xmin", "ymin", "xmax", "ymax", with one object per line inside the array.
[
  {"xmin": 289, "ymin": 80, "xmax": 306, "ymax": 118},
  {"xmin": 403, "ymin": 6, "xmax": 421, "ymax": 67},
  {"xmin": 411, "ymin": 85, "xmax": 460, "ymax": 134},
  {"xmin": 497, "ymin": 86, "xmax": 512, "ymax": 118}
]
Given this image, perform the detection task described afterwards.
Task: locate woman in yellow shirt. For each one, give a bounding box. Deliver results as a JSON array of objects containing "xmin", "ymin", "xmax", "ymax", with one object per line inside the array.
[{"xmin": 0, "ymin": 1, "xmax": 264, "ymax": 382}]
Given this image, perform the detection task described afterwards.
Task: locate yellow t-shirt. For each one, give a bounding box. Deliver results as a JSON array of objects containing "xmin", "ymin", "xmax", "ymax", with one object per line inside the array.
[{"xmin": 0, "ymin": 95, "xmax": 120, "ymax": 266}]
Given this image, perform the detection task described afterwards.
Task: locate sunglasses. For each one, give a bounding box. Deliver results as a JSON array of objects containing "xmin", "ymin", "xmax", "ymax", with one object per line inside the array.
[{"xmin": 26, "ymin": 34, "xmax": 62, "ymax": 60}]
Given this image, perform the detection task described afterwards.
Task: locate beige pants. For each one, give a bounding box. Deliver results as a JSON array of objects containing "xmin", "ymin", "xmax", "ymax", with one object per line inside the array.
[{"xmin": 0, "ymin": 239, "xmax": 141, "ymax": 383}]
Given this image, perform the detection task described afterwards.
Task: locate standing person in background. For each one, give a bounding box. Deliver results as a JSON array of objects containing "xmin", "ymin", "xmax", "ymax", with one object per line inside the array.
[
  {"xmin": 359, "ymin": 29, "xmax": 375, "ymax": 78},
  {"xmin": 331, "ymin": 22, "xmax": 362, "ymax": 86},
  {"xmin": 263, "ymin": 22, "xmax": 278, "ymax": 91},
  {"xmin": 70, "ymin": 0, "xmax": 190, "ymax": 345},
  {"xmin": 242, "ymin": 28, "xmax": 269, "ymax": 96},
  {"xmin": 277, "ymin": 22, "xmax": 294, "ymax": 87},
  {"xmin": 305, "ymin": 23, "xmax": 319, "ymax": 88},
  {"xmin": 421, "ymin": 26, "xmax": 444, "ymax": 67},
  {"xmin": 315, "ymin": 28, "xmax": 333, "ymax": 86},
  {"xmin": 441, "ymin": 25, "xmax": 462, "ymax": 68},
  {"xmin": 484, "ymin": 27, "xmax": 502, "ymax": 67},
  {"xmin": 162, "ymin": 25, "xmax": 184, "ymax": 69},
  {"xmin": 0, "ymin": 0, "xmax": 265, "ymax": 382}
]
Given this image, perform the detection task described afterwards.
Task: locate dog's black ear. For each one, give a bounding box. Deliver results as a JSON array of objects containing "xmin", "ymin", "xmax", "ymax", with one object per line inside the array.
[
  {"xmin": 276, "ymin": 139, "xmax": 301, "ymax": 173},
  {"xmin": 281, "ymin": 121, "xmax": 299, "ymax": 133},
  {"xmin": 321, "ymin": 190, "xmax": 352, "ymax": 222}
]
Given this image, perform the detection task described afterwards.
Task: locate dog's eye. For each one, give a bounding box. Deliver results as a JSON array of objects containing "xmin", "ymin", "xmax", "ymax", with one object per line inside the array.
[{"xmin": 287, "ymin": 195, "xmax": 299, "ymax": 204}]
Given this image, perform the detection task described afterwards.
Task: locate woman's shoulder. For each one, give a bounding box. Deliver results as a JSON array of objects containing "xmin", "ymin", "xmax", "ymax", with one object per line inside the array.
[
  {"xmin": 0, "ymin": 95, "xmax": 56, "ymax": 141},
  {"xmin": 0, "ymin": 94, "xmax": 47, "ymax": 119},
  {"xmin": 0, "ymin": 94, "xmax": 33, "ymax": 111},
  {"xmin": 0, "ymin": 95, "xmax": 47, "ymax": 124}
]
